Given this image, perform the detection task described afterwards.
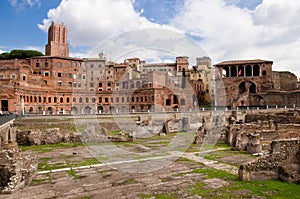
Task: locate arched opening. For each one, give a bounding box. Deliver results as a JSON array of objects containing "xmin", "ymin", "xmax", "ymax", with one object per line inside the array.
[
  {"xmin": 131, "ymin": 106, "xmax": 135, "ymax": 112},
  {"xmin": 66, "ymin": 97, "xmax": 70, "ymax": 103},
  {"xmin": 238, "ymin": 66, "xmax": 244, "ymax": 76},
  {"xmin": 79, "ymin": 97, "xmax": 82, "ymax": 103},
  {"xmin": 71, "ymin": 106, "xmax": 78, "ymax": 114},
  {"xmin": 173, "ymin": 105, "xmax": 179, "ymax": 111},
  {"xmin": 222, "ymin": 66, "xmax": 230, "ymax": 77},
  {"xmin": 231, "ymin": 66, "xmax": 237, "ymax": 77},
  {"xmin": 109, "ymin": 106, "xmax": 116, "ymax": 113},
  {"xmin": 253, "ymin": 65, "xmax": 260, "ymax": 76},
  {"xmin": 173, "ymin": 95, "xmax": 179, "ymax": 104},
  {"xmin": 47, "ymin": 107, "xmax": 53, "ymax": 114},
  {"xmin": 48, "ymin": 97, "xmax": 51, "ymax": 103},
  {"xmin": 38, "ymin": 107, "xmax": 42, "ymax": 113},
  {"xmin": 99, "ymin": 97, "xmax": 102, "ymax": 103},
  {"xmin": 239, "ymin": 82, "xmax": 246, "ymax": 94},
  {"xmin": 54, "ymin": 97, "xmax": 57, "ymax": 103},
  {"xmin": 84, "ymin": 106, "xmax": 91, "ymax": 114},
  {"xmin": 120, "ymin": 106, "xmax": 127, "ymax": 113},
  {"xmin": 98, "ymin": 106, "xmax": 104, "ymax": 113},
  {"xmin": 246, "ymin": 65, "xmax": 252, "ymax": 76},
  {"xmin": 29, "ymin": 107, "xmax": 33, "ymax": 113},
  {"xmin": 262, "ymin": 70, "xmax": 267, "ymax": 76},
  {"xmin": 30, "ymin": 96, "xmax": 33, "ymax": 103},
  {"xmin": 105, "ymin": 97, "xmax": 109, "ymax": 103},
  {"xmin": 60, "ymin": 97, "xmax": 64, "ymax": 103},
  {"xmin": 249, "ymin": 83, "xmax": 256, "ymax": 93}
]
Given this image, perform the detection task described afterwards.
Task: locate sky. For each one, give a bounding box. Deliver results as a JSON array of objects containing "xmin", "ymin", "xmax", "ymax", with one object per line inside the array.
[{"xmin": 0, "ymin": 0, "xmax": 300, "ymax": 78}]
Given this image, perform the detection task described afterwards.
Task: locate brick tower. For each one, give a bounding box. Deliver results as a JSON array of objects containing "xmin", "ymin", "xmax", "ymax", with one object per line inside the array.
[{"xmin": 45, "ymin": 21, "xmax": 69, "ymax": 57}]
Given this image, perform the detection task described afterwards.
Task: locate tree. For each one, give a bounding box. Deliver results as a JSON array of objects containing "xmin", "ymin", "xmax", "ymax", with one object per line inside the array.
[{"xmin": 0, "ymin": 49, "xmax": 44, "ymax": 60}]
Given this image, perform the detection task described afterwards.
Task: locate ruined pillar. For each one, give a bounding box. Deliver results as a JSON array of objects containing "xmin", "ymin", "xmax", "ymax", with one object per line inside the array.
[{"xmin": 246, "ymin": 133, "xmax": 262, "ymax": 154}]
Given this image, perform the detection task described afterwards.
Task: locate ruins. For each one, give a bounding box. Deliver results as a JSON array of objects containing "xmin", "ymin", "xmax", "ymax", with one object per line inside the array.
[{"xmin": 0, "ymin": 116, "xmax": 37, "ymax": 194}]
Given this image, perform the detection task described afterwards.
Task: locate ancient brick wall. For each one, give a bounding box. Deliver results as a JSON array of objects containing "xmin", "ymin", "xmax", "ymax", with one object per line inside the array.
[{"xmin": 239, "ymin": 139, "xmax": 300, "ymax": 183}]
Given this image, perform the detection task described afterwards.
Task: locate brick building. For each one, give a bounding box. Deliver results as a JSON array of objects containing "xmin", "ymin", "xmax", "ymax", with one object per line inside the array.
[
  {"xmin": 0, "ymin": 22, "xmax": 206, "ymax": 114},
  {"xmin": 214, "ymin": 60, "xmax": 300, "ymax": 108}
]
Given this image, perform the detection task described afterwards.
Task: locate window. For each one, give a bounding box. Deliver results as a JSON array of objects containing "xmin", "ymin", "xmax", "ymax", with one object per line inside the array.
[
  {"xmin": 36, "ymin": 62, "xmax": 40, "ymax": 68},
  {"xmin": 68, "ymin": 73, "xmax": 72, "ymax": 78},
  {"xmin": 86, "ymin": 98, "xmax": 89, "ymax": 103},
  {"xmin": 44, "ymin": 80, "xmax": 47, "ymax": 85},
  {"xmin": 166, "ymin": 99, "xmax": 171, "ymax": 106},
  {"xmin": 99, "ymin": 83, "xmax": 102, "ymax": 87},
  {"xmin": 78, "ymin": 74, "xmax": 82, "ymax": 79},
  {"xmin": 90, "ymin": 64, "xmax": 94, "ymax": 68},
  {"xmin": 45, "ymin": 62, "xmax": 49, "ymax": 67},
  {"xmin": 0, "ymin": 75, "xmax": 3, "ymax": 79},
  {"xmin": 44, "ymin": 72, "xmax": 50, "ymax": 77},
  {"xmin": 116, "ymin": 97, "xmax": 119, "ymax": 102},
  {"xmin": 108, "ymin": 82, "xmax": 111, "ymax": 86},
  {"xmin": 105, "ymin": 97, "xmax": 108, "ymax": 103},
  {"xmin": 99, "ymin": 97, "xmax": 102, "ymax": 103},
  {"xmin": 79, "ymin": 97, "xmax": 82, "ymax": 103},
  {"xmin": 57, "ymin": 62, "xmax": 62, "ymax": 68},
  {"xmin": 73, "ymin": 97, "xmax": 76, "ymax": 103},
  {"xmin": 83, "ymin": 75, "xmax": 86, "ymax": 80},
  {"xmin": 11, "ymin": 75, "xmax": 16, "ymax": 79},
  {"xmin": 92, "ymin": 98, "xmax": 96, "ymax": 103},
  {"xmin": 66, "ymin": 97, "xmax": 70, "ymax": 103},
  {"xmin": 58, "ymin": 72, "xmax": 62, "ymax": 77},
  {"xmin": 48, "ymin": 97, "xmax": 51, "ymax": 103},
  {"xmin": 23, "ymin": 76, "xmax": 26, "ymax": 81},
  {"xmin": 57, "ymin": 81, "xmax": 62, "ymax": 87},
  {"xmin": 73, "ymin": 82, "xmax": 77, "ymax": 87},
  {"xmin": 78, "ymin": 83, "xmax": 81, "ymax": 87},
  {"xmin": 60, "ymin": 97, "xmax": 64, "ymax": 103},
  {"xmin": 73, "ymin": 62, "xmax": 76, "ymax": 67},
  {"xmin": 90, "ymin": 83, "xmax": 94, "ymax": 87}
]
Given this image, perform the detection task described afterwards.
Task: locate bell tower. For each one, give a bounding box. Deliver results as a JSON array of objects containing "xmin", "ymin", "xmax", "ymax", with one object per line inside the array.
[{"xmin": 45, "ymin": 21, "xmax": 69, "ymax": 57}]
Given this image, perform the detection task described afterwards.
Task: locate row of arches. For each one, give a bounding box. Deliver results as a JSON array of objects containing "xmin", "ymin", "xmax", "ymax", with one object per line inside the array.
[
  {"xmin": 20, "ymin": 95, "xmax": 154, "ymax": 105},
  {"xmin": 222, "ymin": 65, "xmax": 267, "ymax": 78}
]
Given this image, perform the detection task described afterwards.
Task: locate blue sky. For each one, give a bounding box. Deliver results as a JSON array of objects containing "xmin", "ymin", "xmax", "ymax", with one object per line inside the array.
[{"xmin": 0, "ymin": 0, "xmax": 299, "ymax": 77}]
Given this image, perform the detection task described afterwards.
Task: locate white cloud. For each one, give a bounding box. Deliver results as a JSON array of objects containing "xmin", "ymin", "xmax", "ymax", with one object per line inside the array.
[
  {"xmin": 39, "ymin": 0, "xmax": 300, "ymax": 77},
  {"xmin": 168, "ymin": 0, "xmax": 300, "ymax": 77},
  {"xmin": 38, "ymin": 0, "xmax": 175, "ymax": 47},
  {"xmin": 9, "ymin": 0, "xmax": 41, "ymax": 10}
]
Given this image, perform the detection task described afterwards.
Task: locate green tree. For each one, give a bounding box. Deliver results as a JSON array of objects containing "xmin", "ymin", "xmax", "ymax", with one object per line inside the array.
[{"xmin": 0, "ymin": 49, "xmax": 43, "ymax": 60}]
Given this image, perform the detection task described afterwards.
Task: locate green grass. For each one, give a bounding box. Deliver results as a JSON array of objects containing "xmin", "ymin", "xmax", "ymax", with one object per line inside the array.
[
  {"xmin": 21, "ymin": 143, "xmax": 84, "ymax": 152},
  {"xmin": 67, "ymin": 169, "xmax": 79, "ymax": 179},
  {"xmin": 189, "ymin": 167, "xmax": 300, "ymax": 199}
]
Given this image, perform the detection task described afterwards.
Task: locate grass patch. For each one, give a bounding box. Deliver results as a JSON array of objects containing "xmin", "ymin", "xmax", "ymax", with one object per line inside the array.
[
  {"xmin": 67, "ymin": 169, "xmax": 79, "ymax": 179},
  {"xmin": 112, "ymin": 178, "xmax": 138, "ymax": 186},
  {"xmin": 30, "ymin": 178, "xmax": 49, "ymax": 186},
  {"xmin": 21, "ymin": 143, "xmax": 84, "ymax": 152},
  {"xmin": 189, "ymin": 167, "xmax": 300, "ymax": 199},
  {"xmin": 73, "ymin": 157, "xmax": 100, "ymax": 167}
]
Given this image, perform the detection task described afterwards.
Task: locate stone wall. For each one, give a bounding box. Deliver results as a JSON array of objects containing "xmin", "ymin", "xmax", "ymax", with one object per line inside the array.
[
  {"xmin": 239, "ymin": 139, "xmax": 300, "ymax": 183},
  {"xmin": 0, "ymin": 120, "xmax": 37, "ymax": 194}
]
